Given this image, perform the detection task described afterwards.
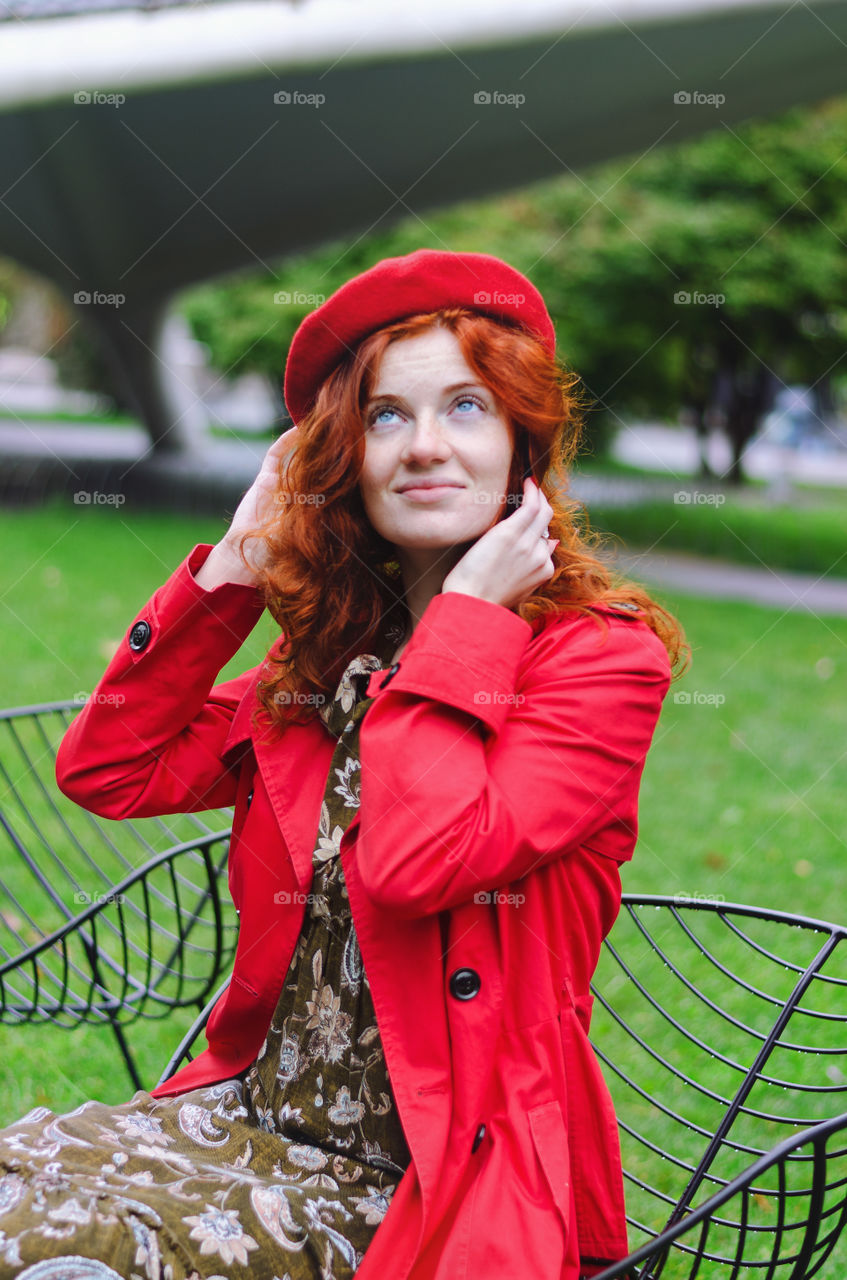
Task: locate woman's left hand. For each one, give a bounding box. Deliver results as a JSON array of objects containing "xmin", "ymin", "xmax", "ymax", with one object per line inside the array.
[{"xmin": 441, "ymin": 478, "xmax": 558, "ymax": 610}]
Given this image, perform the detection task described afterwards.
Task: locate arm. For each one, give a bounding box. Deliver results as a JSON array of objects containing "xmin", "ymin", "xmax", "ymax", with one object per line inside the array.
[
  {"xmin": 356, "ymin": 592, "xmax": 671, "ymax": 918},
  {"xmin": 55, "ymin": 542, "xmax": 267, "ymax": 819},
  {"xmin": 55, "ymin": 428, "xmax": 301, "ymax": 819}
]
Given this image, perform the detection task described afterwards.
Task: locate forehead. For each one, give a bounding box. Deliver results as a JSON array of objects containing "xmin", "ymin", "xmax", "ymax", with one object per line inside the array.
[{"xmin": 370, "ymin": 327, "xmax": 476, "ymax": 391}]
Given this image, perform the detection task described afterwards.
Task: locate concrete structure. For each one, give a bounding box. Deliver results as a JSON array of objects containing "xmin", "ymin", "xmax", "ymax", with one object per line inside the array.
[{"xmin": 2, "ymin": 0, "xmax": 847, "ymax": 449}]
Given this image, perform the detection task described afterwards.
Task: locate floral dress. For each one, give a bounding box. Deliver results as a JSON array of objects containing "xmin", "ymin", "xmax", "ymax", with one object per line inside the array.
[{"xmin": 0, "ymin": 640, "xmax": 413, "ymax": 1280}]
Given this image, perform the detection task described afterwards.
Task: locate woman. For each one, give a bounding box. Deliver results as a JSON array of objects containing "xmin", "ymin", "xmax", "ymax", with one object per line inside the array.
[{"xmin": 0, "ymin": 249, "xmax": 687, "ymax": 1280}]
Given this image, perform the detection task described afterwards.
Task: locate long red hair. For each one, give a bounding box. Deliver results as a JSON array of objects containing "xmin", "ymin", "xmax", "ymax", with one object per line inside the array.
[{"xmin": 237, "ymin": 308, "xmax": 690, "ymax": 730}]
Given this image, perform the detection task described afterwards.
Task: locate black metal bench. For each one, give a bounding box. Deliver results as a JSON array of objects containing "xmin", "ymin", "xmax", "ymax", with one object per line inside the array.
[
  {"xmin": 159, "ymin": 897, "xmax": 847, "ymax": 1279},
  {"xmin": 0, "ymin": 700, "xmax": 239, "ymax": 1089}
]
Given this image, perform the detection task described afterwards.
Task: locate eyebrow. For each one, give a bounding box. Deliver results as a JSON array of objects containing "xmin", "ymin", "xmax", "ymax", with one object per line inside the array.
[{"xmin": 366, "ymin": 381, "xmax": 486, "ymax": 404}]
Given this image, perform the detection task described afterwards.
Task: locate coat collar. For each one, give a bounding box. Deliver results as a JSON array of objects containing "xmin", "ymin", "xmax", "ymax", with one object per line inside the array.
[{"xmin": 221, "ymin": 646, "xmax": 395, "ymax": 893}]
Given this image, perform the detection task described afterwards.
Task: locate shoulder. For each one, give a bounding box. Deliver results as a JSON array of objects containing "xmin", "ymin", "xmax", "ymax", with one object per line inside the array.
[{"xmin": 526, "ymin": 600, "xmax": 671, "ymax": 682}]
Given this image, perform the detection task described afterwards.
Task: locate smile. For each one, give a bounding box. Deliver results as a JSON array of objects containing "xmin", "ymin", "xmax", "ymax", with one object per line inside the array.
[{"xmin": 398, "ymin": 486, "xmax": 464, "ymax": 502}]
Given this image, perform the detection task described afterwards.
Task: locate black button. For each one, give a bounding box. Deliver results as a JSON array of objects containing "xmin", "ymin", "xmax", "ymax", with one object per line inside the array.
[
  {"xmin": 471, "ymin": 1123, "xmax": 486, "ymax": 1153},
  {"xmin": 246, "ymin": 788, "xmax": 254, "ymax": 809},
  {"xmin": 128, "ymin": 620, "xmax": 151, "ymax": 651},
  {"xmin": 449, "ymin": 967, "xmax": 481, "ymax": 1000},
  {"xmin": 379, "ymin": 661, "xmax": 401, "ymax": 690}
]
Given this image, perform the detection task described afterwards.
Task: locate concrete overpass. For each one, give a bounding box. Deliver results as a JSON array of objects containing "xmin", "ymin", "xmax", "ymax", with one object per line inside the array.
[{"xmin": 1, "ymin": 0, "xmax": 847, "ymax": 450}]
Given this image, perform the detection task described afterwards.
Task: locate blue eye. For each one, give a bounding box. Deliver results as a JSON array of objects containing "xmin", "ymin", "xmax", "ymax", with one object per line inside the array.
[
  {"xmin": 455, "ymin": 395, "xmax": 485, "ymax": 414},
  {"xmin": 369, "ymin": 405, "xmax": 400, "ymax": 427}
]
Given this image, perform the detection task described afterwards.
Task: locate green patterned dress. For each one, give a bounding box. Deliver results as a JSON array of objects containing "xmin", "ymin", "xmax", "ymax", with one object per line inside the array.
[{"xmin": 0, "ymin": 643, "xmax": 412, "ymax": 1280}]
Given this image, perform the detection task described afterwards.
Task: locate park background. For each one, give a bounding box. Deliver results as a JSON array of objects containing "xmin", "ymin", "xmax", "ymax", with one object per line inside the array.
[{"xmin": 1, "ymin": 66, "xmax": 846, "ymax": 1117}]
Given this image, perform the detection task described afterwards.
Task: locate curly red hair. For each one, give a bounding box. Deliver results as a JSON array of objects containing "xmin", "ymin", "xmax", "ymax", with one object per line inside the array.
[{"xmin": 236, "ymin": 308, "xmax": 690, "ymax": 730}]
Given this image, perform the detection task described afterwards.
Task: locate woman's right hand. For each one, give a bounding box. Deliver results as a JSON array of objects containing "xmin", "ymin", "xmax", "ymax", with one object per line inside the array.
[{"xmin": 194, "ymin": 426, "xmax": 299, "ymax": 590}]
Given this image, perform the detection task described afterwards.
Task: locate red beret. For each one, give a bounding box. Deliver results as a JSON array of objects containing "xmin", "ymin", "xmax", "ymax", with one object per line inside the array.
[{"xmin": 283, "ymin": 248, "xmax": 556, "ymax": 425}]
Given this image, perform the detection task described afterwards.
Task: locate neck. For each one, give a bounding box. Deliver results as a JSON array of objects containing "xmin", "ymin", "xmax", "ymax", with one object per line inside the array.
[{"xmin": 389, "ymin": 542, "xmax": 469, "ymax": 659}]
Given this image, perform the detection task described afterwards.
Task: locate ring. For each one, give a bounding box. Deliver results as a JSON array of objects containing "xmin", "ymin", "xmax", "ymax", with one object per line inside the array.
[{"xmin": 542, "ymin": 527, "xmax": 550, "ymax": 538}]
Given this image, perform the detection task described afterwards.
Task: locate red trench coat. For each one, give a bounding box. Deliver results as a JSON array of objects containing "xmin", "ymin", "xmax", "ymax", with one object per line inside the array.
[{"xmin": 55, "ymin": 542, "xmax": 672, "ymax": 1280}]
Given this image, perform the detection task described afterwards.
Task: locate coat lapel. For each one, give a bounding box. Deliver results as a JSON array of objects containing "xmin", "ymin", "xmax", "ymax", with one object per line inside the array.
[{"xmin": 223, "ymin": 681, "xmax": 338, "ymax": 893}]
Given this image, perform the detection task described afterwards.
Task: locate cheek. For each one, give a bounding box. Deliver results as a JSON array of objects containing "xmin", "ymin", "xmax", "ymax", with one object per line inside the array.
[{"xmin": 358, "ymin": 450, "xmax": 388, "ymax": 512}]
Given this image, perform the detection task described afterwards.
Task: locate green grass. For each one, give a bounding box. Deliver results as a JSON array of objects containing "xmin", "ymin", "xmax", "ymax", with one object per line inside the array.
[
  {"xmin": 1, "ymin": 495, "xmax": 846, "ymax": 1260},
  {"xmin": 583, "ymin": 492, "xmax": 847, "ymax": 576}
]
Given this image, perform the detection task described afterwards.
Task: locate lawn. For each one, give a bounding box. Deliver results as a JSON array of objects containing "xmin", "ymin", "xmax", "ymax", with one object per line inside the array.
[
  {"xmin": 1, "ymin": 494, "xmax": 845, "ymax": 1248},
  {"xmin": 569, "ymin": 459, "xmax": 847, "ymax": 578}
]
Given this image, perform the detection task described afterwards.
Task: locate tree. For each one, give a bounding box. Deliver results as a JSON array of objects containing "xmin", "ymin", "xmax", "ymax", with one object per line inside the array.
[{"xmin": 179, "ymin": 96, "xmax": 847, "ymax": 480}]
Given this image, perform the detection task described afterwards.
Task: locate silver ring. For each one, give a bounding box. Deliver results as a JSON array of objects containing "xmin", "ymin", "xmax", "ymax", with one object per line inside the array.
[{"xmin": 542, "ymin": 527, "xmax": 550, "ymax": 538}]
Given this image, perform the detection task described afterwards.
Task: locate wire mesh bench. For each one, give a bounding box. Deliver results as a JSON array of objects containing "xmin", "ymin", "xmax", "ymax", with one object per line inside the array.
[
  {"xmin": 159, "ymin": 895, "xmax": 847, "ymax": 1279},
  {"xmin": 0, "ymin": 700, "xmax": 239, "ymax": 1090}
]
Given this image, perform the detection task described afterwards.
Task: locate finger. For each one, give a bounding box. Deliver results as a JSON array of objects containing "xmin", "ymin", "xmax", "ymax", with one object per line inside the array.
[{"xmin": 511, "ymin": 476, "xmax": 541, "ymax": 526}]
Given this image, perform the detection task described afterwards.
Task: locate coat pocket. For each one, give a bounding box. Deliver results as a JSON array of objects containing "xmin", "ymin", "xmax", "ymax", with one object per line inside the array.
[{"xmin": 527, "ymin": 1097, "xmax": 572, "ymax": 1238}]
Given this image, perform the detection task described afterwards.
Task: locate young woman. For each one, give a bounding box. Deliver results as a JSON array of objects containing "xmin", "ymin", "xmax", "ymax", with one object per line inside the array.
[{"xmin": 0, "ymin": 249, "xmax": 687, "ymax": 1280}]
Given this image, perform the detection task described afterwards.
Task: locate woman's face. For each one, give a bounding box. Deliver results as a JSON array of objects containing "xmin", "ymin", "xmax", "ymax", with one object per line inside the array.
[{"xmin": 358, "ymin": 326, "xmax": 515, "ymax": 553}]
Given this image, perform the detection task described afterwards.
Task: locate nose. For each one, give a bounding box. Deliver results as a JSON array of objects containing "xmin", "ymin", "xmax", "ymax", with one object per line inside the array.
[{"xmin": 399, "ymin": 408, "xmax": 453, "ymax": 465}]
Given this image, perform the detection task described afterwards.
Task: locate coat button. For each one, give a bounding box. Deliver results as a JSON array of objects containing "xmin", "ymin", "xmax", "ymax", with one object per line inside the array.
[
  {"xmin": 128, "ymin": 620, "xmax": 151, "ymax": 651},
  {"xmin": 471, "ymin": 1123, "xmax": 486, "ymax": 1153},
  {"xmin": 379, "ymin": 661, "xmax": 401, "ymax": 690},
  {"xmin": 448, "ymin": 967, "xmax": 481, "ymax": 1000},
  {"xmin": 246, "ymin": 788, "xmax": 254, "ymax": 809}
]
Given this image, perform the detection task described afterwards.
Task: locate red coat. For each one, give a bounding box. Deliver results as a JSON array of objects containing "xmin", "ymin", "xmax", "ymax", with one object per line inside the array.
[{"xmin": 55, "ymin": 542, "xmax": 672, "ymax": 1280}]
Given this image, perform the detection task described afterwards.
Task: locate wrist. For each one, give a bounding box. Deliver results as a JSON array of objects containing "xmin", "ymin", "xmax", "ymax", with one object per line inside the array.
[{"xmin": 193, "ymin": 541, "xmax": 260, "ymax": 591}]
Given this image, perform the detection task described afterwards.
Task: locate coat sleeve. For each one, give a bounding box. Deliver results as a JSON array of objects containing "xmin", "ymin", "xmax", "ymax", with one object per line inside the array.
[
  {"xmin": 356, "ymin": 590, "xmax": 672, "ymax": 918},
  {"xmin": 55, "ymin": 543, "xmax": 268, "ymax": 819}
]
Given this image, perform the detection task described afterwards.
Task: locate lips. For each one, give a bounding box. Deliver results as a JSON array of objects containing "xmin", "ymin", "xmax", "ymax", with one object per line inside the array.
[{"xmin": 396, "ymin": 481, "xmax": 464, "ymax": 493}]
